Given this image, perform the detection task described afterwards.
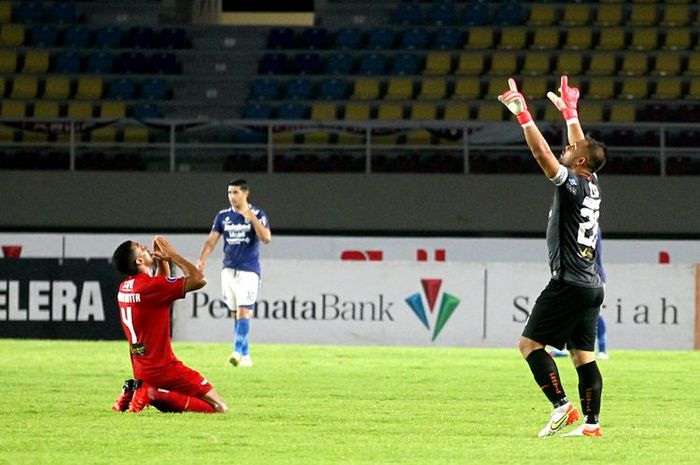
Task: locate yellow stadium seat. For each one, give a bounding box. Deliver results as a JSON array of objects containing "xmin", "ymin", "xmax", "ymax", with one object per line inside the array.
[
  {"xmin": 43, "ymin": 76, "xmax": 71, "ymax": 100},
  {"xmin": 652, "ymin": 54, "xmax": 681, "ymax": 76},
  {"xmin": 465, "ymin": 27, "xmax": 493, "ymax": 49},
  {"xmin": 629, "ymin": 28, "xmax": 658, "ymax": 50},
  {"xmin": 609, "ymin": 103, "xmax": 636, "ymax": 122},
  {"xmin": 423, "ymin": 52, "xmax": 452, "ymax": 76},
  {"xmin": 33, "ymin": 101, "xmax": 60, "ymax": 118},
  {"xmin": 0, "ymin": 23, "xmax": 24, "ymax": 46},
  {"xmin": 619, "ymin": 53, "xmax": 648, "ymax": 76},
  {"xmin": 685, "ymin": 54, "xmax": 700, "ymax": 76},
  {"xmin": 527, "ymin": 4, "xmax": 557, "ymax": 26},
  {"xmin": 303, "ymin": 130, "xmax": 331, "ymax": 145},
  {"xmin": 596, "ymin": 27, "xmax": 626, "ymax": 50},
  {"xmin": 661, "ymin": 4, "xmax": 690, "ymax": 26},
  {"xmin": 272, "ymin": 131, "xmax": 295, "ymax": 145},
  {"xmin": 22, "ymin": 130, "xmax": 48, "ymax": 143},
  {"xmin": 530, "ymin": 28, "xmax": 560, "ymax": 50},
  {"xmin": 588, "ymin": 53, "xmax": 617, "ymax": 76},
  {"xmin": 90, "ymin": 127, "xmax": 118, "ymax": 143},
  {"xmin": 1, "ymin": 100, "xmax": 26, "ymax": 118},
  {"xmin": 100, "ymin": 101, "xmax": 127, "ymax": 119},
  {"xmin": 410, "ymin": 103, "xmax": 436, "ymax": 121},
  {"xmin": 67, "ymin": 102, "xmax": 94, "ymax": 118},
  {"xmin": 520, "ymin": 77, "xmax": 548, "ymax": 100},
  {"xmin": 22, "ymin": 50, "xmax": 50, "ymax": 73},
  {"xmin": 555, "ymin": 52, "xmax": 584, "ymax": 75},
  {"xmin": 376, "ymin": 103, "xmax": 403, "ymax": 120},
  {"xmin": 578, "ymin": 102, "xmax": 604, "ymax": 122},
  {"xmin": 562, "ymin": 4, "xmax": 590, "ymax": 26},
  {"xmin": 498, "ymin": 27, "xmax": 527, "ymax": 50},
  {"xmin": 75, "ymin": 77, "xmax": 103, "ymax": 100},
  {"xmin": 586, "ymin": 77, "xmax": 616, "ymax": 99},
  {"xmin": 0, "ymin": 49, "xmax": 16, "ymax": 72},
  {"xmin": 0, "ymin": 1, "xmax": 11, "ymax": 23},
  {"xmin": 563, "ymin": 27, "xmax": 592, "ymax": 50},
  {"xmin": 0, "ymin": 126, "xmax": 15, "ymax": 142},
  {"xmin": 0, "ymin": 76, "xmax": 4, "ymax": 96},
  {"xmin": 521, "ymin": 52, "xmax": 551, "ymax": 76},
  {"xmin": 594, "ymin": 4, "xmax": 623, "ymax": 26},
  {"xmin": 343, "ymin": 102, "xmax": 370, "ymax": 120},
  {"xmin": 124, "ymin": 126, "xmax": 149, "ymax": 143},
  {"xmin": 628, "ymin": 5, "xmax": 658, "ymax": 26},
  {"xmin": 455, "ymin": 53, "xmax": 484, "ymax": 76},
  {"xmin": 11, "ymin": 76, "xmax": 38, "ymax": 99},
  {"xmin": 618, "ymin": 77, "xmax": 649, "ymax": 99},
  {"xmin": 417, "ymin": 78, "xmax": 447, "ymax": 100},
  {"xmin": 442, "ymin": 102, "xmax": 470, "ymax": 121},
  {"xmin": 310, "ymin": 102, "xmax": 337, "ymax": 120},
  {"xmin": 476, "ymin": 103, "xmax": 505, "ymax": 122},
  {"xmin": 489, "ymin": 52, "xmax": 518, "ymax": 76},
  {"xmin": 484, "ymin": 79, "xmax": 507, "ymax": 99},
  {"xmin": 663, "ymin": 29, "xmax": 691, "ymax": 50},
  {"xmin": 543, "ymin": 105, "xmax": 562, "ymax": 123},
  {"xmin": 384, "ymin": 78, "xmax": 414, "ymax": 100},
  {"xmin": 405, "ymin": 130, "xmax": 432, "ymax": 145},
  {"xmin": 351, "ymin": 78, "xmax": 380, "ymax": 100},
  {"xmin": 651, "ymin": 77, "xmax": 684, "ymax": 99},
  {"xmin": 687, "ymin": 79, "xmax": 700, "ymax": 99},
  {"xmin": 452, "ymin": 78, "xmax": 481, "ymax": 99}
]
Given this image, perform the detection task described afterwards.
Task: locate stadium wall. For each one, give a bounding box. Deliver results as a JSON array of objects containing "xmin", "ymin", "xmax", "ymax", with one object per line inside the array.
[{"xmin": 1, "ymin": 171, "xmax": 700, "ymax": 235}]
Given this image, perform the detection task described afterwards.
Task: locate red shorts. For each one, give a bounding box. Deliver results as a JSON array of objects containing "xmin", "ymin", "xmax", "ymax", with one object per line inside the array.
[{"xmin": 139, "ymin": 361, "xmax": 213, "ymax": 398}]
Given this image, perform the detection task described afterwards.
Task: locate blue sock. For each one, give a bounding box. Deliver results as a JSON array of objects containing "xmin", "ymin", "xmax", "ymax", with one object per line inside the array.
[
  {"xmin": 597, "ymin": 316, "xmax": 607, "ymax": 353},
  {"xmin": 235, "ymin": 318, "xmax": 250, "ymax": 355}
]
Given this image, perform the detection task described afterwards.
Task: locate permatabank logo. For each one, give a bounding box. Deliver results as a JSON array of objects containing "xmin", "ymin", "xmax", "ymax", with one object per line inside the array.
[{"xmin": 405, "ymin": 279, "xmax": 460, "ymax": 341}]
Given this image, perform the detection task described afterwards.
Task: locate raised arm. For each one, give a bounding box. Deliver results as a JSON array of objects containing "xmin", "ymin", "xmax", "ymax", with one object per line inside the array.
[
  {"xmin": 154, "ymin": 235, "xmax": 207, "ymax": 293},
  {"xmin": 498, "ymin": 78, "xmax": 561, "ymax": 179},
  {"xmin": 197, "ymin": 230, "xmax": 221, "ymax": 271},
  {"xmin": 547, "ymin": 75, "xmax": 585, "ymax": 145}
]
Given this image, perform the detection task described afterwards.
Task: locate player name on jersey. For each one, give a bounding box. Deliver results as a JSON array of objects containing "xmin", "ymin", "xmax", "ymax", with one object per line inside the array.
[{"xmin": 0, "ymin": 279, "xmax": 105, "ymax": 321}]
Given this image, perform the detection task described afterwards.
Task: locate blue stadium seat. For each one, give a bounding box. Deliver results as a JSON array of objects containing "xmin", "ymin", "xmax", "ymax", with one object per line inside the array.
[
  {"xmin": 132, "ymin": 103, "xmax": 162, "ymax": 120},
  {"xmin": 495, "ymin": 3, "xmax": 525, "ymax": 26},
  {"xmin": 30, "ymin": 25, "xmax": 58, "ymax": 46},
  {"xmin": 127, "ymin": 26, "xmax": 155, "ymax": 49},
  {"xmin": 15, "ymin": 1, "xmax": 43, "ymax": 23},
  {"xmin": 293, "ymin": 53, "xmax": 321, "ymax": 74},
  {"xmin": 433, "ymin": 28, "xmax": 462, "ymax": 49},
  {"xmin": 461, "ymin": 3, "xmax": 491, "ymax": 26},
  {"xmin": 285, "ymin": 78, "xmax": 313, "ymax": 100},
  {"xmin": 267, "ymin": 27, "xmax": 295, "ymax": 49},
  {"xmin": 318, "ymin": 78, "xmax": 349, "ymax": 100},
  {"xmin": 107, "ymin": 78, "xmax": 136, "ymax": 100},
  {"xmin": 259, "ymin": 53, "xmax": 288, "ymax": 74},
  {"xmin": 300, "ymin": 28, "xmax": 328, "ymax": 49},
  {"xmin": 391, "ymin": 53, "xmax": 422, "ymax": 75},
  {"xmin": 140, "ymin": 78, "xmax": 168, "ymax": 100},
  {"xmin": 150, "ymin": 52, "xmax": 179, "ymax": 74},
  {"xmin": 63, "ymin": 25, "xmax": 90, "ymax": 48},
  {"xmin": 94, "ymin": 26, "xmax": 123, "ymax": 48},
  {"xmin": 393, "ymin": 3, "xmax": 422, "ymax": 26},
  {"xmin": 400, "ymin": 28, "xmax": 429, "ymax": 50},
  {"xmin": 358, "ymin": 53, "xmax": 387, "ymax": 75},
  {"xmin": 276, "ymin": 102, "xmax": 307, "ymax": 119},
  {"xmin": 243, "ymin": 102, "xmax": 272, "ymax": 119},
  {"xmin": 429, "ymin": 3, "xmax": 456, "ymax": 26},
  {"xmin": 86, "ymin": 52, "xmax": 114, "ymax": 74},
  {"xmin": 158, "ymin": 27, "xmax": 188, "ymax": 49},
  {"xmin": 48, "ymin": 2, "xmax": 78, "ymax": 24},
  {"xmin": 116, "ymin": 52, "xmax": 147, "ymax": 74},
  {"xmin": 53, "ymin": 51, "xmax": 81, "ymax": 73},
  {"xmin": 334, "ymin": 28, "xmax": 363, "ymax": 50},
  {"xmin": 325, "ymin": 53, "xmax": 354, "ymax": 75},
  {"xmin": 367, "ymin": 28, "xmax": 395, "ymax": 50},
  {"xmin": 250, "ymin": 78, "xmax": 280, "ymax": 100}
]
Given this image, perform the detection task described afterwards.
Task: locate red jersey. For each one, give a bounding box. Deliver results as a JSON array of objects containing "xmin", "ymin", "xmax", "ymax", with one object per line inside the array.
[{"xmin": 117, "ymin": 272, "xmax": 186, "ymax": 380}]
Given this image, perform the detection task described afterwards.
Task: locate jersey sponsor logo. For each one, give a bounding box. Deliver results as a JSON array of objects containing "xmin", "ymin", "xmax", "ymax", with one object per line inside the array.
[{"xmin": 404, "ymin": 279, "xmax": 460, "ymax": 341}]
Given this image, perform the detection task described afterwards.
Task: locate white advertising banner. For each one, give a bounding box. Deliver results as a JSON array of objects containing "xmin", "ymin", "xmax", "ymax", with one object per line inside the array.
[{"xmin": 172, "ymin": 260, "xmax": 697, "ymax": 350}]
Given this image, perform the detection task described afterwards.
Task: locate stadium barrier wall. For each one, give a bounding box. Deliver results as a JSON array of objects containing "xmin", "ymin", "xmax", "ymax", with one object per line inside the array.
[{"xmin": 171, "ymin": 260, "xmax": 697, "ymax": 350}]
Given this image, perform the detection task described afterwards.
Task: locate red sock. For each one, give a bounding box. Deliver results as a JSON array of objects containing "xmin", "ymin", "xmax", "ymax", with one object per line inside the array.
[{"xmin": 148, "ymin": 387, "xmax": 216, "ymax": 413}]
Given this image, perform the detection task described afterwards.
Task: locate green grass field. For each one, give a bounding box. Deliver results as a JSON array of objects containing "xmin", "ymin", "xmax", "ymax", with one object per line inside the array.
[{"xmin": 1, "ymin": 340, "xmax": 699, "ymax": 465}]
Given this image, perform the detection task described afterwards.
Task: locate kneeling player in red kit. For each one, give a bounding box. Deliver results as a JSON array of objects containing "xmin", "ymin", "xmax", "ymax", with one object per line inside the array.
[{"xmin": 110, "ymin": 235, "xmax": 228, "ymax": 414}]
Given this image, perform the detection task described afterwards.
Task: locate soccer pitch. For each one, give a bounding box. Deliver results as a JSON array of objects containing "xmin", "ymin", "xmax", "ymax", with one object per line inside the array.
[{"xmin": 1, "ymin": 340, "xmax": 699, "ymax": 465}]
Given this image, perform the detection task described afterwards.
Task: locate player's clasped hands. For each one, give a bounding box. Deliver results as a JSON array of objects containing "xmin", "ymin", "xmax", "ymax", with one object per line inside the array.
[{"xmin": 152, "ymin": 235, "xmax": 175, "ymax": 261}]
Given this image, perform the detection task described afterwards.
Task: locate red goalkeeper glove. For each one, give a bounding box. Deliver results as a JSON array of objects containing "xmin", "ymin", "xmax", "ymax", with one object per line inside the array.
[
  {"xmin": 546, "ymin": 75, "xmax": 580, "ymax": 124},
  {"xmin": 497, "ymin": 78, "xmax": 533, "ymax": 127}
]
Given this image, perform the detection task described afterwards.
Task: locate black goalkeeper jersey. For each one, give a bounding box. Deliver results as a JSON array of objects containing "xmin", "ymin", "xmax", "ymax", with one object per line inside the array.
[{"xmin": 546, "ymin": 167, "xmax": 603, "ymax": 288}]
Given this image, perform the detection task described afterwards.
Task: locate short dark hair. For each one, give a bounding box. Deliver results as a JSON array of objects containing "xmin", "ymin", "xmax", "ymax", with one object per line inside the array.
[
  {"xmin": 228, "ymin": 178, "xmax": 249, "ymax": 191},
  {"xmin": 584, "ymin": 135, "xmax": 607, "ymax": 173},
  {"xmin": 112, "ymin": 240, "xmax": 139, "ymax": 276}
]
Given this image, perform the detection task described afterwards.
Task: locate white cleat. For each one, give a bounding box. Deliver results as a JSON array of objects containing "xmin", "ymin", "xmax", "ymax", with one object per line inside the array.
[
  {"xmin": 239, "ymin": 355, "xmax": 254, "ymax": 367},
  {"xmin": 597, "ymin": 352, "xmax": 609, "ymax": 360},
  {"xmin": 538, "ymin": 402, "xmax": 580, "ymax": 438},
  {"xmin": 228, "ymin": 351, "xmax": 242, "ymax": 367},
  {"xmin": 563, "ymin": 423, "xmax": 603, "ymax": 438}
]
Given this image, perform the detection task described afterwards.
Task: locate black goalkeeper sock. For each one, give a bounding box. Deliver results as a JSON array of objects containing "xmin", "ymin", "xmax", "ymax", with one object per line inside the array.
[
  {"xmin": 525, "ymin": 348, "xmax": 568, "ymax": 407},
  {"xmin": 577, "ymin": 360, "xmax": 603, "ymax": 424}
]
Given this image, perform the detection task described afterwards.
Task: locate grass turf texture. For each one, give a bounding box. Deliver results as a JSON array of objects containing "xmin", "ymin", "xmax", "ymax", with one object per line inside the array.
[{"xmin": 1, "ymin": 340, "xmax": 699, "ymax": 465}]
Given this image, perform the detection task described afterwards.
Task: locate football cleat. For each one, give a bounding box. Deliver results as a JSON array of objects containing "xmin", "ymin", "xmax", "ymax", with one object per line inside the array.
[
  {"xmin": 563, "ymin": 423, "xmax": 603, "ymax": 438},
  {"xmin": 597, "ymin": 352, "xmax": 609, "ymax": 360},
  {"xmin": 228, "ymin": 351, "xmax": 242, "ymax": 367},
  {"xmin": 128, "ymin": 381, "xmax": 153, "ymax": 413},
  {"xmin": 239, "ymin": 355, "xmax": 254, "ymax": 368},
  {"xmin": 112, "ymin": 379, "xmax": 137, "ymax": 412},
  {"xmin": 538, "ymin": 402, "xmax": 580, "ymax": 438}
]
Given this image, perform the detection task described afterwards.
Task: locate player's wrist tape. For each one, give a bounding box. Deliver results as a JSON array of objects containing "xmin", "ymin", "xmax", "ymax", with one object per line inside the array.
[
  {"xmin": 562, "ymin": 108, "xmax": 578, "ymax": 122},
  {"xmin": 516, "ymin": 110, "xmax": 533, "ymax": 127},
  {"xmin": 565, "ymin": 117, "xmax": 580, "ymax": 127}
]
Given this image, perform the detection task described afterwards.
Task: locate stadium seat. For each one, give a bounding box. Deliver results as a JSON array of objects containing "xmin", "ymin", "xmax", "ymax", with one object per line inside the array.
[
  {"xmin": 132, "ymin": 103, "xmax": 162, "ymax": 119},
  {"xmin": 62, "ymin": 25, "xmax": 90, "ymax": 48},
  {"xmin": 30, "ymin": 25, "xmax": 58, "ymax": 46},
  {"xmin": 628, "ymin": 5, "xmax": 658, "ymax": 26},
  {"xmin": 543, "ymin": 104, "xmax": 562, "ymax": 123},
  {"xmin": 276, "ymin": 102, "xmax": 308, "ymax": 119},
  {"xmin": 0, "ymin": 50, "xmax": 16, "ymax": 72},
  {"xmin": 140, "ymin": 78, "xmax": 168, "ymax": 100},
  {"xmin": 687, "ymin": 79, "xmax": 700, "ymax": 99},
  {"xmin": 127, "ymin": 26, "xmax": 155, "ymax": 49},
  {"xmin": 461, "ymin": 3, "xmax": 490, "ymax": 26},
  {"xmin": 376, "ymin": 103, "xmax": 403, "ymax": 120},
  {"xmin": 259, "ymin": 53, "xmax": 288, "ymax": 74},
  {"xmin": 651, "ymin": 77, "xmax": 684, "ymax": 99},
  {"xmin": 563, "ymin": 27, "xmax": 593, "ymax": 50},
  {"xmin": 1, "ymin": 100, "xmax": 26, "ymax": 118},
  {"xmin": 325, "ymin": 53, "xmax": 354, "ymax": 75},
  {"xmin": 652, "ymin": 54, "xmax": 681, "ymax": 76},
  {"xmin": 300, "ymin": 28, "xmax": 328, "ymax": 50},
  {"xmin": 663, "ymin": 29, "xmax": 691, "ymax": 50},
  {"xmin": 251, "ymin": 78, "xmax": 279, "ymax": 100},
  {"xmin": 159, "ymin": 27, "xmax": 188, "ymax": 49},
  {"xmin": 453, "ymin": 78, "xmax": 482, "ymax": 99},
  {"xmin": 489, "ymin": 52, "xmax": 518, "ymax": 76},
  {"xmin": 528, "ymin": 4, "xmax": 557, "ymax": 26},
  {"xmin": 67, "ymin": 102, "xmax": 94, "ymax": 118},
  {"xmin": 484, "ymin": 79, "xmax": 508, "ymax": 99},
  {"xmin": 423, "ymin": 52, "xmax": 452, "ymax": 76},
  {"xmin": 393, "ymin": 3, "xmax": 422, "ymax": 26},
  {"xmin": 433, "ymin": 28, "xmax": 462, "ymax": 50},
  {"xmin": 629, "ymin": 28, "xmax": 658, "ymax": 50},
  {"xmin": 343, "ymin": 102, "xmax": 370, "ymax": 121},
  {"xmin": 367, "ymin": 28, "xmax": 395, "ymax": 50},
  {"xmin": 454, "ymin": 52, "xmax": 484, "ymax": 76},
  {"xmin": 578, "ymin": 102, "xmax": 604, "ymax": 122},
  {"xmin": 100, "ymin": 101, "xmax": 127, "ymax": 119},
  {"xmin": 0, "ymin": 76, "xmax": 4, "ymax": 97},
  {"xmin": 661, "ymin": 4, "xmax": 691, "ymax": 26},
  {"xmin": 494, "ymin": 3, "xmax": 525, "ymax": 26},
  {"xmin": 520, "ymin": 76, "xmax": 548, "ymax": 100},
  {"xmin": 76, "ymin": 77, "xmax": 103, "ymax": 100},
  {"xmin": 530, "ymin": 28, "xmax": 560, "ymax": 50},
  {"xmin": 391, "ymin": 53, "xmax": 422, "ymax": 75},
  {"xmin": 150, "ymin": 52, "xmax": 180, "ymax": 74},
  {"xmin": 685, "ymin": 54, "xmax": 700, "ymax": 76},
  {"xmin": 594, "ymin": 4, "xmax": 623, "ymax": 26},
  {"xmin": 561, "ymin": 4, "xmax": 590, "ymax": 26},
  {"xmin": 464, "ymin": 27, "xmax": 493, "ymax": 49},
  {"xmin": 53, "ymin": 51, "xmax": 81, "ymax": 73},
  {"xmin": 417, "ymin": 78, "xmax": 447, "ymax": 100},
  {"xmin": 86, "ymin": 52, "xmax": 114, "ymax": 74},
  {"xmin": 385, "ymin": 78, "xmax": 414, "ymax": 100},
  {"xmin": 609, "ymin": 103, "xmax": 637, "ymax": 122},
  {"xmin": 351, "ymin": 78, "xmax": 380, "ymax": 100},
  {"xmin": 521, "ymin": 52, "xmax": 551, "ymax": 76},
  {"xmin": 429, "ymin": 3, "xmax": 456, "ymax": 25},
  {"xmin": 358, "ymin": 53, "xmax": 387, "ymax": 75},
  {"xmin": 123, "ymin": 126, "xmax": 150, "ymax": 143},
  {"xmin": 90, "ymin": 127, "xmax": 118, "ymax": 143},
  {"xmin": 555, "ymin": 52, "xmax": 584, "ymax": 76},
  {"xmin": 588, "ymin": 53, "xmax": 617, "ymax": 76},
  {"xmin": 15, "ymin": 1, "xmax": 42, "ymax": 23},
  {"xmin": 586, "ymin": 77, "xmax": 616, "ymax": 99},
  {"xmin": 619, "ymin": 53, "xmax": 648, "ymax": 76},
  {"xmin": 400, "ymin": 28, "xmax": 429, "ymax": 50},
  {"xmin": 43, "ymin": 76, "xmax": 71, "ymax": 99},
  {"xmin": 0, "ymin": 1, "xmax": 10, "ymax": 23},
  {"xmin": 0, "ymin": 23, "xmax": 25, "ymax": 46},
  {"xmin": 442, "ymin": 102, "xmax": 470, "ymax": 121},
  {"xmin": 94, "ymin": 26, "xmax": 122, "ymax": 48},
  {"xmin": 596, "ymin": 27, "xmax": 626, "ymax": 50},
  {"xmin": 294, "ymin": 53, "xmax": 321, "ymax": 74},
  {"xmin": 310, "ymin": 102, "xmax": 337, "ymax": 120},
  {"xmin": 243, "ymin": 102, "xmax": 272, "ymax": 119},
  {"xmin": 498, "ymin": 27, "xmax": 527, "ymax": 50},
  {"xmin": 107, "ymin": 78, "xmax": 136, "ymax": 100},
  {"xmin": 22, "ymin": 50, "xmax": 48, "ymax": 74},
  {"xmin": 11, "ymin": 76, "xmax": 38, "ymax": 99},
  {"xmin": 48, "ymin": 2, "xmax": 78, "ymax": 24},
  {"xmin": 33, "ymin": 101, "xmax": 60, "ymax": 119},
  {"xmin": 318, "ymin": 78, "xmax": 349, "ymax": 100},
  {"xmin": 334, "ymin": 28, "xmax": 362, "ymax": 49},
  {"xmin": 476, "ymin": 102, "xmax": 505, "ymax": 122},
  {"xmin": 116, "ymin": 52, "xmax": 147, "ymax": 74},
  {"xmin": 285, "ymin": 78, "xmax": 313, "ymax": 100},
  {"xmin": 267, "ymin": 27, "xmax": 294, "ymax": 49},
  {"xmin": 618, "ymin": 77, "xmax": 649, "ymax": 99}
]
